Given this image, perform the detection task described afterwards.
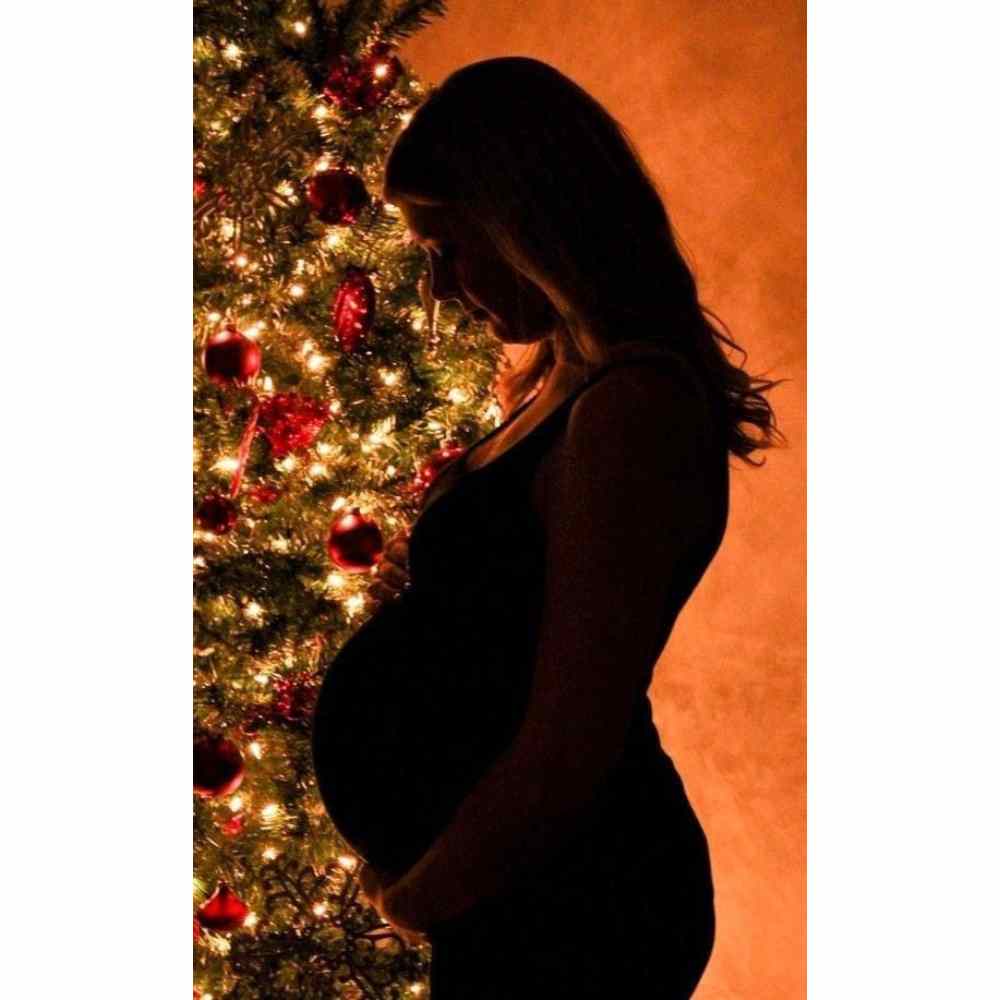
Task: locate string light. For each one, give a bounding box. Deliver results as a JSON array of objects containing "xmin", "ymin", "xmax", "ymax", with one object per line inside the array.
[
  {"xmin": 261, "ymin": 803, "xmax": 280, "ymax": 820},
  {"xmin": 229, "ymin": 795, "xmax": 244, "ymax": 813},
  {"xmin": 207, "ymin": 311, "xmax": 222, "ymax": 323},
  {"xmin": 373, "ymin": 61, "xmax": 389, "ymax": 80},
  {"xmin": 324, "ymin": 232, "xmax": 342, "ymax": 250},
  {"xmin": 308, "ymin": 463, "xmax": 329, "ymax": 479},
  {"xmin": 337, "ymin": 854, "xmax": 358, "ymax": 870},
  {"xmin": 312, "ymin": 104, "xmax": 329, "ymax": 121},
  {"xmin": 222, "ymin": 42, "xmax": 242, "ymax": 62},
  {"xmin": 254, "ymin": 672, "xmax": 270, "ymax": 686},
  {"xmin": 331, "ymin": 496, "xmax": 348, "ymax": 511},
  {"xmin": 213, "ymin": 456, "xmax": 240, "ymax": 473},
  {"xmin": 411, "ymin": 315, "xmax": 425, "ymax": 332},
  {"xmin": 325, "ymin": 571, "xmax": 346, "ymax": 590},
  {"xmin": 243, "ymin": 912, "xmax": 258, "ymax": 929},
  {"xmin": 248, "ymin": 741, "xmax": 263, "ymax": 759},
  {"xmin": 292, "ymin": 20, "xmax": 308, "ymax": 36},
  {"xmin": 312, "ymin": 902, "xmax": 328, "ymax": 917},
  {"xmin": 277, "ymin": 455, "xmax": 298, "ymax": 473},
  {"xmin": 314, "ymin": 156, "xmax": 332, "ymax": 172},
  {"xmin": 262, "ymin": 846, "xmax": 278, "ymax": 860},
  {"xmin": 233, "ymin": 253, "xmax": 249, "ymax": 269},
  {"xmin": 447, "ymin": 387, "xmax": 469, "ymax": 405},
  {"xmin": 345, "ymin": 593, "xmax": 365, "ymax": 615},
  {"xmin": 306, "ymin": 352, "xmax": 329, "ymax": 373},
  {"xmin": 379, "ymin": 369, "xmax": 401, "ymax": 386},
  {"xmin": 289, "ymin": 283, "xmax": 305, "ymax": 299},
  {"xmin": 316, "ymin": 442, "xmax": 333, "ymax": 457},
  {"xmin": 243, "ymin": 601, "xmax": 264, "ymax": 622},
  {"xmin": 399, "ymin": 111, "xmax": 414, "ymax": 127}
]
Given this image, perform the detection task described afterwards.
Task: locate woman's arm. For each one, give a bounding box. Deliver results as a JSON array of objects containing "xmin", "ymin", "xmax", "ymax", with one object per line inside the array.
[{"xmin": 384, "ymin": 364, "xmax": 715, "ymax": 931}]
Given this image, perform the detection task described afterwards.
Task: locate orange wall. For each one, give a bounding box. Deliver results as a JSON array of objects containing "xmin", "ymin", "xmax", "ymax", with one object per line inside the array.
[{"xmin": 399, "ymin": 3, "xmax": 806, "ymax": 997}]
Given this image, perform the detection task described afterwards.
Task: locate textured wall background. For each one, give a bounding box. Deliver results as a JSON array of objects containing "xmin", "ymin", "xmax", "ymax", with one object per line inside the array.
[{"xmin": 399, "ymin": 2, "xmax": 806, "ymax": 996}]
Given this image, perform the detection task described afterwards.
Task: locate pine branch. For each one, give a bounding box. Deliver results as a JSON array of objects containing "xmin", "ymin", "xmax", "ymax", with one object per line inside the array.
[{"xmin": 382, "ymin": 0, "xmax": 449, "ymax": 44}]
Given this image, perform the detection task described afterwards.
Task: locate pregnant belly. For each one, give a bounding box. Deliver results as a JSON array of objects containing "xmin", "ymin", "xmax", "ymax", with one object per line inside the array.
[{"xmin": 311, "ymin": 592, "xmax": 531, "ymax": 876}]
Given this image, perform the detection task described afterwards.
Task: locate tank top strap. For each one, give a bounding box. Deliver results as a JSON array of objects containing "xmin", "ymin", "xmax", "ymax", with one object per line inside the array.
[{"xmin": 559, "ymin": 347, "xmax": 717, "ymax": 453}]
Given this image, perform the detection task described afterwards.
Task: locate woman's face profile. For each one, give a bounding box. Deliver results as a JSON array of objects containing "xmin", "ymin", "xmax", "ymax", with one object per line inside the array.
[{"xmin": 394, "ymin": 198, "xmax": 560, "ymax": 346}]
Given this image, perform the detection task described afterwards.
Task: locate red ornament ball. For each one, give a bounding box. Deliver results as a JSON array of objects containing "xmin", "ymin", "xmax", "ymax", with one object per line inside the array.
[
  {"xmin": 322, "ymin": 42, "xmax": 403, "ymax": 116},
  {"xmin": 203, "ymin": 325, "xmax": 261, "ymax": 386},
  {"xmin": 327, "ymin": 508, "xmax": 383, "ymax": 572},
  {"xmin": 195, "ymin": 495, "xmax": 238, "ymax": 535},
  {"xmin": 271, "ymin": 671, "xmax": 321, "ymax": 724},
  {"xmin": 197, "ymin": 883, "xmax": 249, "ymax": 933},
  {"xmin": 330, "ymin": 266, "xmax": 376, "ymax": 353},
  {"xmin": 219, "ymin": 812, "xmax": 244, "ymax": 837},
  {"xmin": 194, "ymin": 734, "xmax": 245, "ymax": 798},
  {"xmin": 412, "ymin": 442, "xmax": 467, "ymax": 494},
  {"xmin": 305, "ymin": 168, "xmax": 370, "ymax": 225},
  {"xmin": 257, "ymin": 393, "xmax": 329, "ymax": 458},
  {"xmin": 248, "ymin": 482, "xmax": 282, "ymax": 505}
]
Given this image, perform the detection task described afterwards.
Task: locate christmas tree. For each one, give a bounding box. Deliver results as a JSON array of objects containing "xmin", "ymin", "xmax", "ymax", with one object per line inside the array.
[{"xmin": 193, "ymin": 2, "xmax": 504, "ymax": 996}]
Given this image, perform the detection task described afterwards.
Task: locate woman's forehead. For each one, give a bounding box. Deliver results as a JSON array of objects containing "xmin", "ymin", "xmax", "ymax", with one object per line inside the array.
[{"xmin": 396, "ymin": 199, "xmax": 454, "ymax": 239}]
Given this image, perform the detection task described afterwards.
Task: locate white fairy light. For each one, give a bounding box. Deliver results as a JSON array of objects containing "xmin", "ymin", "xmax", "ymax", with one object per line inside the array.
[
  {"xmin": 447, "ymin": 387, "xmax": 469, "ymax": 405},
  {"xmin": 313, "ymin": 104, "xmax": 329, "ymax": 121},
  {"xmin": 293, "ymin": 20, "xmax": 308, "ymax": 36},
  {"xmin": 222, "ymin": 43, "xmax": 242, "ymax": 62},
  {"xmin": 324, "ymin": 231, "xmax": 342, "ymax": 250},
  {"xmin": 248, "ymin": 741, "xmax": 263, "ymax": 759},
  {"xmin": 289, "ymin": 283, "xmax": 305, "ymax": 299},
  {"xmin": 262, "ymin": 846, "xmax": 278, "ymax": 860},
  {"xmin": 331, "ymin": 496, "xmax": 348, "ymax": 511},
  {"xmin": 228, "ymin": 795, "xmax": 244, "ymax": 813},
  {"xmin": 324, "ymin": 571, "xmax": 346, "ymax": 590},
  {"xmin": 213, "ymin": 456, "xmax": 240, "ymax": 473}
]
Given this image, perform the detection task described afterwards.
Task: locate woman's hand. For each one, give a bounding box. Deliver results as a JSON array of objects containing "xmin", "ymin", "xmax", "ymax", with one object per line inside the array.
[
  {"xmin": 368, "ymin": 529, "xmax": 411, "ymax": 604},
  {"xmin": 357, "ymin": 863, "xmax": 427, "ymax": 947}
]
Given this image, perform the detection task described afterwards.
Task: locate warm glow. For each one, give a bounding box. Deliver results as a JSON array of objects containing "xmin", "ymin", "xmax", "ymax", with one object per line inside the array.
[
  {"xmin": 249, "ymin": 741, "xmax": 263, "ymax": 759},
  {"xmin": 243, "ymin": 601, "xmax": 264, "ymax": 622},
  {"xmin": 254, "ymin": 672, "xmax": 270, "ymax": 686},
  {"xmin": 292, "ymin": 20, "xmax": 307, "ymax": 36},
  {"xmin": 373, "ymin": 62, "xmax": 389, "ymax": 80},
  {"xmin": 325, "ymin": 571, "xmax": 346, "ymax": 590},
  {"xmin": 261, "ymin": 803, "xmax": 280, "ymax": 820},
  {"xmin": 447, "ymin": 387, "xmax": 469, "ymax": 405},
  {"xmin": 312, "ymin": 902, "xmax": 328, "ymax": 917},
  {"xmin": 228, "ymin": 795, "xmax": 244, "ymax": 813},
  {"xmin": 243, "ymin": 912, "xmax": 258, "ymax": 928},
  {"xmin": 222, "ymin": 43, "xmax": 242, "ymax": 62},
  {"xmin": 289, "ymin": 283, "xmax": 305, "ymax": 299},
  {"xmin": 379, "ymin": 369, "xmax": 401, "ymax": 386},
  {"xmin": 399, "ymin": 111, "xmax": 414, "ymax": 127},
  {"xmin": 306, "ymin": 353, "xmax": 329, "ymax": 373},
  {"xmin": 316, "ymin": 442, "xmax": 333, "ymax": 457},
  {"xmin": 331, "ymin": 496, "xmax": 348, "ymax": 511},
  {"xmin": 213, "ymin": 456, "xmax": 239, "ymax": 473},
  {"xmin": 345, "ymin": 594, "xmax": 365, "ymax": 615},
  {"xmin": 338, "ymin": 854, "xmax": 358, "ymax": 870},
  {"xmin": 313, "ymin": 104, "xmax": 329, "ymax": 121},
  {"xmin": 323, "ymin": 231, "xmax": 342, "ymax": 250},
  {"xmin": 262, "ymin": 846, "xmax": 278, "ymax": 860},
  {"xmin": 207, "ymin": 311, "xmax": 222, "ymax": 323},
  {"xmin": 277, "ymin": 455, "xmax": 298, "ymax": 473},
  {"xmin": 308, "ymin": 463, "xmax": 329, "ymax": 478},
  {"xmin": 234, "ymin": 253, "xmax": 249, "ymax": 269}
]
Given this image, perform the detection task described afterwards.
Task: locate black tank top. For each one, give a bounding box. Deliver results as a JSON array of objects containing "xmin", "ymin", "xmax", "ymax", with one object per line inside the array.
[{"xmin": 311, "ymin": 351, "xmax": 730, "ymax": 880}]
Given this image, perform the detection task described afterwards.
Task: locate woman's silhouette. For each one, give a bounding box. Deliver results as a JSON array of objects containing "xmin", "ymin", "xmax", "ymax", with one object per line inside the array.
[{"xmin": 312, "ymin": 57, "xmax": 786, "ymax": 998}]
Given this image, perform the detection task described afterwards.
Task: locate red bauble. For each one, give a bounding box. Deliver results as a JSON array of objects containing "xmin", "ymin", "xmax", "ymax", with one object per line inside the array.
[
  {"xmin": 197, "ymin": 883, "xmax": 249, "ymax": 933},
  {"xmin": 196, "ymin": 495, "xmax": 238, "ymax": 535},
  {"xmin": 305, "ymin": 169, "xmax": 370, "ymax": 225},
  {"xmin": 257, "ymin": 393, "xmax": 329, "ymax": 458},
  {"xmin": 194, "ymin": 734, "xmax": 245, "ymax": 798},
  {"xmin": 248, "ymin": 482, "xmax": 282, "ymax": 505},
  {"xmin": 220, "ymin": 812, "xmax": 244, "ymax": 837},
  {"xmin": 330, "ymin": 266, "xmax": 376, "ymax": 353},
  {"xmin": 271, "ymin": 672, "xmax": 321, "ymax": 724},
  {"xmin": 203, "ymin": 325, "xmax": 261, "ymax": 386},
  {"xmin": 327, "ymin": 508, "xmax": 383, "ymax": 572},
  {"xmin": 322, "ymin": 42, "xmax": 403, "ymax": 116},
  {"xmin": 412, "ymin": 442, "xmax": 467, "ymax": 494}
]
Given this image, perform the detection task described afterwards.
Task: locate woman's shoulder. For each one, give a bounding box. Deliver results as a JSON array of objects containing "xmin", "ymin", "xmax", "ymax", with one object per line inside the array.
[{"xmin": 575, "ymin": 343, "xmax": 714, "ymax": 450}]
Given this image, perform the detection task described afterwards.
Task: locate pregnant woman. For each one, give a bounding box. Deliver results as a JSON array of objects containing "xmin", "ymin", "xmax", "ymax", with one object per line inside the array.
[{"xmin": 311, "ymin": 57, "xmax": 785, "ymax": 998}]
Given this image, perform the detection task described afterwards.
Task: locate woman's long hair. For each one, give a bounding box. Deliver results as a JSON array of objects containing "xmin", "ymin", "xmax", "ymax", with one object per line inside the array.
[{"xmin": 383, "ymin": 57, "xmax": 788, "ymax": 466}]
